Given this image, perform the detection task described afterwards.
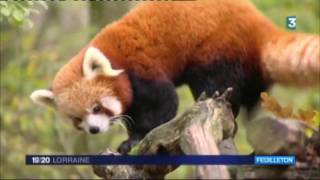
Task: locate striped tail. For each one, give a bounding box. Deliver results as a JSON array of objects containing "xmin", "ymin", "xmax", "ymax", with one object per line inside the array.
[{"xmin": 261, "ymin": 32, "xmax": 320, "ymax": 87}]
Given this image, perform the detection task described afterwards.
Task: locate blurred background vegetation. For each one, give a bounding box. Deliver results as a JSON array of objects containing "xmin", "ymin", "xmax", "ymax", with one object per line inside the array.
[{"xmin": 0, "ymin": 0, "xmax": 319, "ymax": 179}]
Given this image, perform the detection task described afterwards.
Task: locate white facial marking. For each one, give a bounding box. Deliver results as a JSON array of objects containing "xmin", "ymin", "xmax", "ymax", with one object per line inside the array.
[
  {"xmin": 80, "ymin": 114, "xmax": 110, "ymax": 133},
  {"xmin": 100, "ymin": 96, "xmax": 122, "ymax": 115}
]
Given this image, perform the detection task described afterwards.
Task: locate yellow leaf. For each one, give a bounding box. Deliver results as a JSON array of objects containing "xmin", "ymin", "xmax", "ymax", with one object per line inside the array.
[
  {"xmin": 261, "ymin": 92, "xmax": 284, "ymax": 117},
  {"xmin": 260, "ymin": 92, "xmax": 317, "ymax": 128}
]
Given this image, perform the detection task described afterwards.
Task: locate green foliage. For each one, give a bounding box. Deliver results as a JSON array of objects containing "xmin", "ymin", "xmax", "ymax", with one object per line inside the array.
[
  {"xmin": 0, "ymin": 1, "xmax": 47, "ymax": 28},
  {"xmin": 252, "ymin": 0, "xmax": 319, "ymax": 33}
]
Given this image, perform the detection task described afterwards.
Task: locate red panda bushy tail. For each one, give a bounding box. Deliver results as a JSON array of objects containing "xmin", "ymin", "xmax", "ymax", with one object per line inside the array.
[{"xmin": 261, "ymin": 32, "xmax": 320, "ymax": 87}]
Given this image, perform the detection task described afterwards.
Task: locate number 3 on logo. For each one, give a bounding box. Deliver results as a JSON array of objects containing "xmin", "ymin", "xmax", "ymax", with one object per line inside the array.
[{"xmin": 286, "ymin": 16, "xmax": 296, "ymax": 29}]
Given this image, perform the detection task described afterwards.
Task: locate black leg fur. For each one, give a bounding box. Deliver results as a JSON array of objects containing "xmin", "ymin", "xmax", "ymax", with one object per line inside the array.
[
  {"xmin": 183, "ymin": 60, "xmax": 268, "ymax": 117},
  {"xmin": 118, "ymin": 73, "xmax": 178, "ymax": 154},
  {"xmin": 118, "ymin": 60, "xmax": 267, "ymax": 153}
]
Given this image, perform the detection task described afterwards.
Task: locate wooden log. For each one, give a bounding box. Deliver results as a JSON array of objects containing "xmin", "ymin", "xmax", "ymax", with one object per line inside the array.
[
  {"xmin": 92, "ymin": 88, "xmax": 238, "ymax": 179},
  {"xmin": 92, "ymin": 88, "xmax": 320, "ymax": 179},
  {"xmin": 240, "ymin": 117, "xmax": 320, "ymax": 179}
]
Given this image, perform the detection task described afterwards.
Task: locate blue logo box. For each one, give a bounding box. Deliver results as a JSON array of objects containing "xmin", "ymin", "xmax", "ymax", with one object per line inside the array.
[{"xmin": 255, "ymin": 155, "xmax": 295, "ymax": 165}]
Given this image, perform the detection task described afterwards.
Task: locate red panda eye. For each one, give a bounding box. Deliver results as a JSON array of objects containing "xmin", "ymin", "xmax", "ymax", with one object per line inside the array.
[{"xmin": 92, "ymin": 105, "xmax": 102, "ymax": 114}]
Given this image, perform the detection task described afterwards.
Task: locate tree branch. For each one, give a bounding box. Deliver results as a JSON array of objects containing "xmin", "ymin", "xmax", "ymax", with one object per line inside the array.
[
  {"xmin": 92, "ymin": 88, "xmax": 320, "ymax": 179},
  {"xmin": 93, "ymin": 88, "xmax": 237, "ymax": 179}
]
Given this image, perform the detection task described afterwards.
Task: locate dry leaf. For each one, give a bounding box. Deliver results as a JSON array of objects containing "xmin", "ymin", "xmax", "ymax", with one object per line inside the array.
[{"xmin": 260, "ymin": 92, "xmax": 316, "ymax": 125}]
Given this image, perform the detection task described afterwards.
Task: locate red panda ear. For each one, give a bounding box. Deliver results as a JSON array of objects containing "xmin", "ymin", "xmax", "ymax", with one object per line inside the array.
[
  {"xmin": 30, "ymin": 89, "xmax": 56, "ymax": 108},
  {"xmin": 83, "ymin": 46, "xmax": 124, "ymax": 79}
]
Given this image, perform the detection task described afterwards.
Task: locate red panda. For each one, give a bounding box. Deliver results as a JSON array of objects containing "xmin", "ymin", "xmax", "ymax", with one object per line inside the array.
[{"xmin": 30, "ymin": 0, "xmax": 320, "ymax": 153}]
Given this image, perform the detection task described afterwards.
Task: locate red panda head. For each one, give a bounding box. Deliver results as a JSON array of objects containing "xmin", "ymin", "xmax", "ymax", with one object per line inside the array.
[{"xmin": 30, "ymin": 47, "xmax": 132, "ymax": 134}]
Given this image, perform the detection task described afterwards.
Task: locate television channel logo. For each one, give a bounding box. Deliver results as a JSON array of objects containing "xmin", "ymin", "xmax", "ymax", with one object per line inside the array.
[{"xmin": 286, "ymin": 16, "xmax": 296, "ymax": 30}]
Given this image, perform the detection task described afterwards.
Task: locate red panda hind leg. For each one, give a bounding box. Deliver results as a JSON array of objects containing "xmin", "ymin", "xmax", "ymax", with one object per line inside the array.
[{"xmin": 183, "ymin": 59, "xmax": 269, "ymax": 117}]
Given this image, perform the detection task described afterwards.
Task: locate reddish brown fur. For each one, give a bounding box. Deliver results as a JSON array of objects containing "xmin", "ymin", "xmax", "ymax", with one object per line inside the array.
[
  {"xmin": 89, "ymin": 0, "xmax": 277, "ymax": 79},
  {"xmin": 262, "ymin": 32, "xmax": 320, "ymax": 85},
  {"xmin": 52, "ymin": 0, "xmax": 319, "ymax": 112}
]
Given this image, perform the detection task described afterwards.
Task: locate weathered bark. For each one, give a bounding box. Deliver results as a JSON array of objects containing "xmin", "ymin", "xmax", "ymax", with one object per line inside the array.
[
  {"xmin": 240, "ymin": 117, "xmax": 320, "ymax": 179},
  {"xmin": 93, "ymin": 88, "xmax": 237, "ymax": 179},
  {"xmin": 92, "ymin": 88, "xmax": 320, "ymax": 179}
]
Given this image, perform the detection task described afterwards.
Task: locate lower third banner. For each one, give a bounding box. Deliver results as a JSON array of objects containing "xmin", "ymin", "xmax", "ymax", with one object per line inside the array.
[{"xmin": 25, "ymin": 155, "xmax": 295, "ymax": 166}]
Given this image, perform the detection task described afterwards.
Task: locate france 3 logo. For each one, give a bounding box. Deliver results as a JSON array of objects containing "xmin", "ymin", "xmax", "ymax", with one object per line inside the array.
[{"xmin": 286, "ymin": 16, "xmax": 297, "ymax": 30}]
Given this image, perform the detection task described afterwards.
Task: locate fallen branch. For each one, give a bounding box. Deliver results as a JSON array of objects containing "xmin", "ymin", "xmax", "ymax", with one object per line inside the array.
[
  {"xmin": 92, "ymin": 88, "xmax": 320, "ymax": 179},
  {"xmin": 241, "ymin": 117, "xmax": 320, "ymax": 179},
  {"xmin": 93, "ymin": 88, "xmax": 237, "ymax": 179}
]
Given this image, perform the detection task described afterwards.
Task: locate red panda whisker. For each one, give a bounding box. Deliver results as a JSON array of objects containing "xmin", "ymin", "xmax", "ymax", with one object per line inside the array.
[
  {"xmin": 121, "ymin": 115, "xmax": 135, "ymax": 125},
  {"xmin": 109, "ymin": 115, "xmax": 130, "ymax": 127},
  {"xmin": 121, "ymin": 115, "xmax": 135, "ymax": 130},
  {"xmin": 119, "ymin": 118, "xmax": 132, "ymax": 131},
  {"xmin": 113, "ymin": 119, "xmax": 128, "ymax": 132},
  {"xmin": 116, "ymin": 115, "xmax": 135, "ymax": 131}
]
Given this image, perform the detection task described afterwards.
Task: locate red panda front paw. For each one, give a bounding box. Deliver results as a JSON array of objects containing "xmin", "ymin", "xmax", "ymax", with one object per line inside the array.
[{"xmin": 117, "ymin": 139, "xmax": 140, "ymax": 154}]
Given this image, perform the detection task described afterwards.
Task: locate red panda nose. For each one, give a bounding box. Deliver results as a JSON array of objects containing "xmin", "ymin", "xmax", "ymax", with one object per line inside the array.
[{"xmin": 89, "ymin": 126, "xmax": 100, "ymax": 134}]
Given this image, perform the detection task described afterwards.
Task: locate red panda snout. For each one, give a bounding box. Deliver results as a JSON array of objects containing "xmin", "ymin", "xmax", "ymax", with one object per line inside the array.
[
  {"xmin": 78, "ymin": 96, "xmax": 123, "ymax": 134},
  {"xmin": 79, "ymin": 114, "xmax": 112, "ymax": 134}
]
